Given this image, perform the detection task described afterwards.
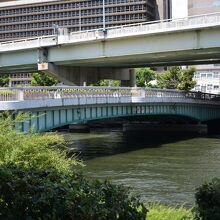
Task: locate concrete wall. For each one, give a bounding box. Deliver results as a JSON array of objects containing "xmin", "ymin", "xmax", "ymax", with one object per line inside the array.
[{"xmin": 155, "ymin": 0, "xmax": 172, "ymax": 20}]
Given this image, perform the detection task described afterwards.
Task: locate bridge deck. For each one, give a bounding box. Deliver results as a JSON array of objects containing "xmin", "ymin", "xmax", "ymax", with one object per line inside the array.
[{"xmin": 1, "ymin": 87, "xmax": 220, "ymax": 111}]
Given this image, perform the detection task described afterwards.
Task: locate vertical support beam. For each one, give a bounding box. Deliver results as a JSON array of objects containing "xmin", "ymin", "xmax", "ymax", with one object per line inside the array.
[{"xmin": 130, "ymin": 68, "xmax": 136, "ymax": 87}]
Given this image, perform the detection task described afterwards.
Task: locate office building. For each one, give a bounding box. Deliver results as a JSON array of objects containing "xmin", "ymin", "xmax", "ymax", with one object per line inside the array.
[
  {"xmin": 0, "ymin": 0, "xmax": 170, "ymax": 42},
  {"xmin": 8, "ymin": 73, "xmax": 33, "ymax": 87},
  {"xmin": 188, "ymin": 0, "xmax": 220, "ymax": 16},
  {"xmin": 193, "ymin": 65, "xmax": 220, "ymax": 94}
]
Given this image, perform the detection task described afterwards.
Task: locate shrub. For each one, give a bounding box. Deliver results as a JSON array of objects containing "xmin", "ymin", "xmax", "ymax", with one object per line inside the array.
[
  {"xmin": 0, "ymin": 164, "xmax": 147, "ymax": 220},
  {"xmin": 0, "ymin": 164, "xmax": 70, "ymax": 219},
  {"xmin": 194, "ymin": 178, "xmax": 220, "ymax": 220},
  {"xmin": 0, "ymin": 114, "xmax": 79, "ymax": 174}
]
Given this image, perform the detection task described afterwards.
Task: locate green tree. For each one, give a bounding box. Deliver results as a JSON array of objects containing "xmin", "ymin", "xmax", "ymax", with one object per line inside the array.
[
  {"xmin": 0, "ymin": 74, "xmax": 9, "ymax": 87},
  {"xmin": 156, "ymin": 66, "xmax": 196, "ymax": 91},
  {"xmin": 136, "ymin": 67, "xmax": 156, "ymax": 87},
  {"xmin": 178, "ymin": 67, "xmax": 197, "ymax": 91},
  {"xmin": 31, "ymin": 72, "xmax": 58, "ymax": 86},
  {"xmin": 91, "ymin": 79, "xmax": 121, "ymax": 87}
]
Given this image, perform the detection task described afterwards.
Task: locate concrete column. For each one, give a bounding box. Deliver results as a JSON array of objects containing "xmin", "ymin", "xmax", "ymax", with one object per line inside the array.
[
  {"xmin": 121, "ymin": 69, "xmax": 136, "ymax": 87},
  {"xmin": 130, "ymin": 69, "xmax": 136, "ymax": 87}
]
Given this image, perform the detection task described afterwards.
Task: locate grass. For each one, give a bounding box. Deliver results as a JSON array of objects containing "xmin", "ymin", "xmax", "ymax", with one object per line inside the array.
[{"xmin": 146, "ymin": 203, "xmax": 194, "ymax": 220}]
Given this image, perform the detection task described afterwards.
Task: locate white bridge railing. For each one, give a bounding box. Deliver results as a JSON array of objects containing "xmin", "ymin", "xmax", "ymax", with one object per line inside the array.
[
  {"xmin": 107, "ymin": 12, "xmax": 220, "ymax": 38},
  {"xmin": 0, "ymin": 87, "xmax": 219, "ymax": 102},
  {"xmin": 1, "ymin": 12, "xmax": 220, "ymax": 52}
]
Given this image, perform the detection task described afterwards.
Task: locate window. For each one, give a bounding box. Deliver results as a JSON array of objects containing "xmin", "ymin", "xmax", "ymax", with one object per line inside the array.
[
  {"xmin": 195, "ymin": 85, "xmax": 200, "ymax": 91},
  {"xmin": 214, "ymin": 72, "xmax": 219, "ymax": 78},
  {"xmin": 201, "ymin": 86, "xmax": 206, "ymax": 93},
  {"xmin": 207, "ymin": 73, "xmax": 212, "ymax": 78},
  {"xmin": 201, "ymin": 73, "xmax": 206, "ymax": 78},
  {"xmin": 214, "ymin": 85, "xmax": 219, "ymax": 90},
  {"xmin": 207, "ymin": 84, "xmax": 212, "ymax": 90},
  {"xmin": 194, "ymin": 73, "xmax": 200, "ymax": 78}
]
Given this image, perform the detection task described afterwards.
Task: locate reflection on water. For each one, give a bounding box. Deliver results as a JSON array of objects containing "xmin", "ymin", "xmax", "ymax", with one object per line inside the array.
[{"xmin": 63, "ymin": 129, "xmax": 220, "ymax": 206}]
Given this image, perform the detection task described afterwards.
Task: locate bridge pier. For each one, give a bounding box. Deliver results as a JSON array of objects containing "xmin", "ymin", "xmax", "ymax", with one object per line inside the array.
[{"xmin": 38, "ymin": 62, "xmax": 136, "ymax": 86}]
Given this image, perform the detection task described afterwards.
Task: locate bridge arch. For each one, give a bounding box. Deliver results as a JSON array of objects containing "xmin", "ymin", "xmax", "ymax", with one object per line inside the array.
[{"xmin": 18, "ymin": 102, "xmax": 220, "ymax": 133}]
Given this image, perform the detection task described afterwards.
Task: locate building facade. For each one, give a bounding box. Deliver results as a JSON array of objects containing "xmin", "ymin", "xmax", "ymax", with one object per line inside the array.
[
  {"xmin": 188, "ymin": 0, "xmax": 220, "ymax": 16},
  {"xmin": 0, "ymin": 0, "xmax": 168, "ymax": 42},
  {"xmin": 193, "ymin": 65, "xmax": 220, "ymax": 94},
  {"xmin": 8, "ymin": 73, "xmax": 33, "ymax": 87}
]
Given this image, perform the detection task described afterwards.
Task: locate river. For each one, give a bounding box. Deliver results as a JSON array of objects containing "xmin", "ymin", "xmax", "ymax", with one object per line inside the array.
[{"xmin": 63, "ymin": 129, "xmax": 220, "ymax": 206}]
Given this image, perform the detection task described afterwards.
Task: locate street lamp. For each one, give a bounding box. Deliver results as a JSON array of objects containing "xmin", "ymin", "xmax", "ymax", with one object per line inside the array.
[
  {"xmin": 52, "ymin": 24, "xmax": 59, "ymax": 35},
  {"xmin": 102, "ymin": 0, "xmax": 105, "ymax": 31},
  {"xmin": 77, "ymin": 3, "xmax": 82, "ymax": 31},
  {"xmin": 52, "ymin": 24, "xmax": 59, "ymax": 45}
]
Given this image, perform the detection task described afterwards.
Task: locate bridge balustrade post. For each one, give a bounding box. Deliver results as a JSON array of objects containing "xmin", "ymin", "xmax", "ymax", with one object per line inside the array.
[{"xmin": 17, "ymin": 90, "xmax": 24, "ymax": 101}]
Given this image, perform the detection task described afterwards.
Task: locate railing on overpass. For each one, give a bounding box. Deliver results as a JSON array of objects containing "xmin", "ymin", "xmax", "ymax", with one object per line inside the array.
[
  {"xmin": 0, "ymin": 87, "xmax": 219, "ymax": 102},
  {"xmin": 106, "ymin": 12, "xmax": 220, "ymax": 38},
  {"xmin": 1, "ymin": 12, "xmax": 220, "ymax": 52}
]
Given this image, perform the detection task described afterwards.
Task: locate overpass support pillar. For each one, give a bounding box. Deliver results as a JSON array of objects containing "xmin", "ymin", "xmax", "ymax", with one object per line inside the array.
[
  {"xmin": 38, "ymin": 62, "xmax": 136, "ymax": 86},
  {"xmin": 121, "ymin": 69, "xmax": 136, "ymax": 87}
]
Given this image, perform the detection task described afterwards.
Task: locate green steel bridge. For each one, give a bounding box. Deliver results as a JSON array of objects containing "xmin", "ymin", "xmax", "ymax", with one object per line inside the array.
[{"xmin": 1, "ymin": 87, "xmax": 220, "ymax": 133}]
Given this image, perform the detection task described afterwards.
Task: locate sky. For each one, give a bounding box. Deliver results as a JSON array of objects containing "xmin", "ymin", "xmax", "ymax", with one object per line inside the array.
[{"xmin": 172, "ymin": 0, "xmax": 188, "ymax": 19}]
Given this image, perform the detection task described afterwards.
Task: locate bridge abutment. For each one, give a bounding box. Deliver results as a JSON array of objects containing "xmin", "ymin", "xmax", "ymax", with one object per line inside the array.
[{"xmin": 38, "ymin": 63, "xmax": 136, "ymax": 86}]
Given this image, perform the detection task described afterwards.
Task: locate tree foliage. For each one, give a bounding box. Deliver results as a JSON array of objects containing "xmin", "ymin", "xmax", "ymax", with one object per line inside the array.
[
  {"xmin": 91, "ymin": 80, "xmax": 121, "ymax": 87},
  {"xmin": 156, "ymin": 66, "xmax": 196, "ymax": 91},
  {"xmin": 0, "ymin": 164, "xmax": 147, "ymax": 220},
  {"xmin": 0, "ymin": 113, "xmax": 77, "ymax": 174},
  {"xmin": 0, "ymin": 74, "xmax": 9, "ymax": 87},
  {"xmin": 194, "ymin": 178, "xmax": 220, "ymax": 220},
  {"xmin": 136, "ymin": 67, "xmax": 156, "ymax": 87},
  {"xmin": 31, "ymin": 72, "xmax": 58, "ymax": 86}
]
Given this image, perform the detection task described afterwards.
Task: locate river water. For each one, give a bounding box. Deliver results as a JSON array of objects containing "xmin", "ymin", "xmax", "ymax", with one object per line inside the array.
[{"xmin": 63, "ymin": 129, "xmax": 220, "ymax": 206}]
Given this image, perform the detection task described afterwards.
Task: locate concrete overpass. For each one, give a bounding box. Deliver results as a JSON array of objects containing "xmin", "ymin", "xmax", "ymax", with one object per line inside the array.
[
  {"xmin": 1, "ymin": 87, "xmax": 220, "ymax": 133},
  {"xmin": 0, "ymin": 13, "xmax": 220, "ymax": 85}
]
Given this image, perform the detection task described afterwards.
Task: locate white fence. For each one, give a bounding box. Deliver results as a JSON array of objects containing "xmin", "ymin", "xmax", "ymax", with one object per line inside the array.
[{"xmin": 0, "ymin": 87, "xmax": 219, "ymax": 102}]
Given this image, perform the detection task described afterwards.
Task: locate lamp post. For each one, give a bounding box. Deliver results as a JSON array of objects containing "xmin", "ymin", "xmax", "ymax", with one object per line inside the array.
[
  {"xmin": 52, "ymin": 24, "xmax": 59, "ymax": 45},
  {"xmin": 52, "ymin": 24, "xmax": 59, "ymax": 35},
  {"xmin": 77, "ymin": 3, "xmax": 82, "ymax": 31},
  {"xmin": 102, "ymin": 0, "xmax": 105, "ymax": 31}
]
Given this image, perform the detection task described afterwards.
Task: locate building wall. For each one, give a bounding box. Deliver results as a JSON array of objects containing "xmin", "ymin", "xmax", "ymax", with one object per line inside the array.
[
  {"xmin": 193, "ymin": 65, "xmax": 220, "ymax": 94},
  {"xmin": 188, "ymin": 0, "xmax": 220, "ymax": 16},
  {"xmin": 9, "ymin": 73, "xmax": 33, "ymax": 87},
  {"xmin": 155, "ymin": 0, "xmax": 172, "ymax": 20},
  {"xmin": 0, "ymin": 0, "xmax": 157, "ymax": 41}
]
